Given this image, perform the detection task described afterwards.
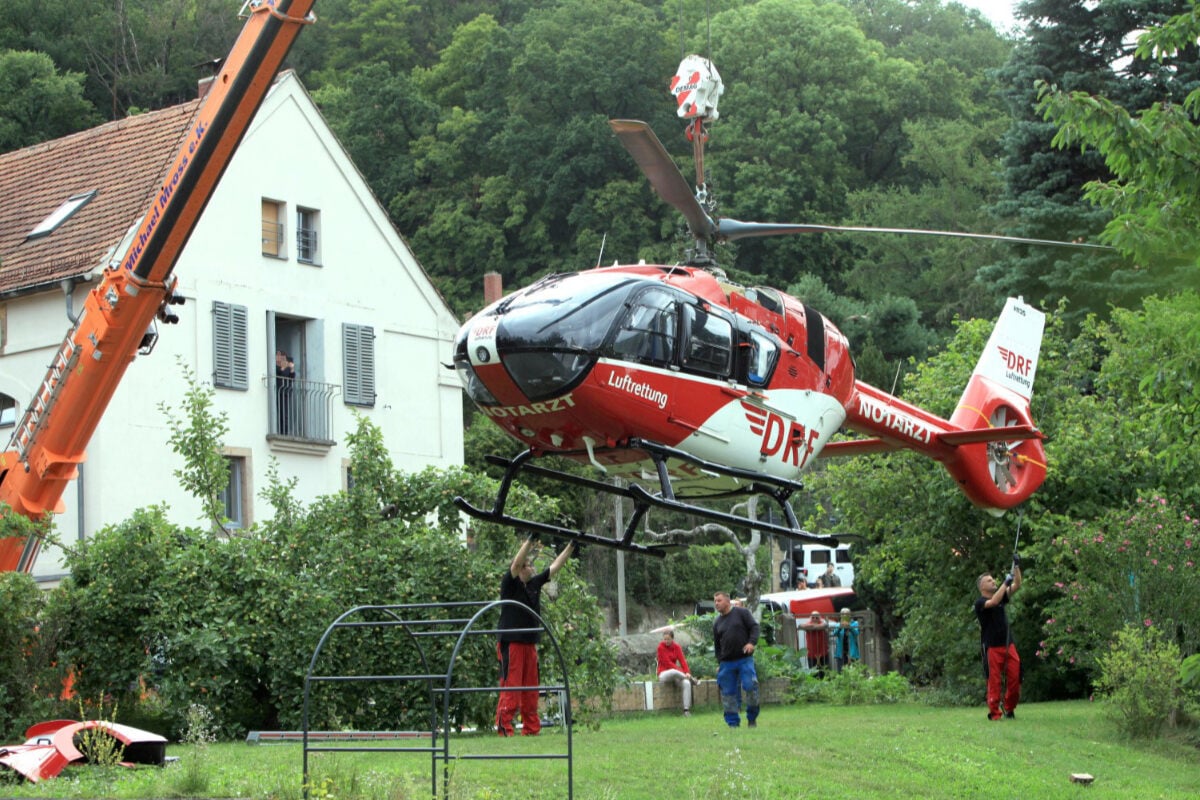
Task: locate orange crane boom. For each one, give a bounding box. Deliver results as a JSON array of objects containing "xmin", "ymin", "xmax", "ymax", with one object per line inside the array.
[{"xmin": 0, "ymin": 0, "xmax": 318, "ymax": 573}]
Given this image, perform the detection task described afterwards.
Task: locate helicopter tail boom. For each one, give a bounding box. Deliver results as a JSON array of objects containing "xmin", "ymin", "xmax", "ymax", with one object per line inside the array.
[{"xmin": 828, "ymin": 298, "xmax": 1047, "ymax": 512}]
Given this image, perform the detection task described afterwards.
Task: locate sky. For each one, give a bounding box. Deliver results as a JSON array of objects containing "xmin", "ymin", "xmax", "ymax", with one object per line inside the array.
[{"xmin": 955, "ymin": 0, "xmax": 1019, "ymax": 32}]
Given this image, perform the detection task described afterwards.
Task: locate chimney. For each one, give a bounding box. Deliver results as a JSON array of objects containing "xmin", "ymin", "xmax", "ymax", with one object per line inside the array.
[
  {"xmin": 483, "ymin": 272, "xmax": 504, "ymax": 306},
  {"xmin": 195, "ymin": 58, "xmax": 223, "ymax": 100}
]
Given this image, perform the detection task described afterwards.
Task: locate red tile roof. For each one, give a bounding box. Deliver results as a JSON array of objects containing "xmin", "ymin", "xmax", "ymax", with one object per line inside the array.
[{"xmin": 0, "ymin": 101, "xmax": 200, "ymax": 295}]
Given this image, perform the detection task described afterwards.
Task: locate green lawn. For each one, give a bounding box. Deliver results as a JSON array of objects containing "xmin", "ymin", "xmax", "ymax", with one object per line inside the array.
[{"xmin": 3, "ymin": 701, "xmax": 1197, "ymax": 799}]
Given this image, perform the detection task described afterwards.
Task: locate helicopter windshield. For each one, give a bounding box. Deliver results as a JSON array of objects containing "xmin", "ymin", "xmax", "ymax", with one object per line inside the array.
[
  {"xmin": 492, "ymin": 272, "xmax": 643, "ymax": 401},
  {"xmin": 498, "ymin": 274, "xmax": 636, "ymax": 348}
]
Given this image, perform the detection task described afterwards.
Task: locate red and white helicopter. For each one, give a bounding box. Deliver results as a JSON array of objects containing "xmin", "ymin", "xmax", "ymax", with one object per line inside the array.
[{"xmin": 452, "ymin": 57, "xmax": 1104, "ymax": 556}]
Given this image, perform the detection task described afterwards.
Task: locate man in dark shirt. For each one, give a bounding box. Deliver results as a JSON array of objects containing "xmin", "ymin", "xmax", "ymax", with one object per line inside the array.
[
  {"xmin": 712, "ymin": 591, "xmax": 760, "ymax": 728},
  {"xmin": 495, "ymin": 535, "xmax": 573, "ymax": 736},
  {"xmin": 974, "ymin": 555, "xmax": 1022, "ymax": 721}
]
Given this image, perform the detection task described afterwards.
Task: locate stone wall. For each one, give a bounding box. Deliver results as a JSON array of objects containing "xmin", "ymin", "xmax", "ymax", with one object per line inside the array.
[{"xmin": 609, "ymin": 677, "xmax": 791, "ymax": 713}]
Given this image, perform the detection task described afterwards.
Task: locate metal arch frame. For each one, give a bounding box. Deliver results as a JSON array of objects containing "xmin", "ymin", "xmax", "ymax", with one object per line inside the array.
[{"xmin": 301, "ymin": 601, "xmax": 574, "ymax": 800}]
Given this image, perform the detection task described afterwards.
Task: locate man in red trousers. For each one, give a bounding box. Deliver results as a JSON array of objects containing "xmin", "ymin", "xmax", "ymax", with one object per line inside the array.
[
  {"xmin": 495, "ymin": 535, "xmax": 573, "ymax": 736},
  {"xmin": 975, "ymin": 553, "xmax": 1022, "ymax": 721}
]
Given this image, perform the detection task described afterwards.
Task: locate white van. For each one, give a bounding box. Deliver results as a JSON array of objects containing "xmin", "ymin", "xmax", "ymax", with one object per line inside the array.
[{"xmin": 779, "ymin": 543, "xmax": 854, "ymax": 589}]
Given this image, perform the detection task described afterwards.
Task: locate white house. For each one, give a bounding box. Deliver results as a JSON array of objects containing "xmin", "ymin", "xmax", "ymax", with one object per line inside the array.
[{"xmin": 0, "ymin": 71, "xmax": 464, "ymax": 582}]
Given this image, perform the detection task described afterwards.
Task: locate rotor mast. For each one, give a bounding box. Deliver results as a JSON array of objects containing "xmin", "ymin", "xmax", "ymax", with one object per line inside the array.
[{"xmin": 669, "ymin": 55, "xmax": 723, "ymax": 266}]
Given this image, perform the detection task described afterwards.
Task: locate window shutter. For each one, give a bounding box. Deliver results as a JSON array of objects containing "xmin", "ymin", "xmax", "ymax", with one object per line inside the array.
[
  {"xmin": 343, "ymin": 323, "xmax": 376, "ymax": 407},
  {"xmin": 213, "ymin": 301, "xmax": 249, "ymax": 390}
]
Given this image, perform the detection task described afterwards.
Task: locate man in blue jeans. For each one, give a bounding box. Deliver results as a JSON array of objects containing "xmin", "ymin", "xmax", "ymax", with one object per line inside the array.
[{"xmin": 712, "ymin": 591, "xmax": 760, "ymax": 728}]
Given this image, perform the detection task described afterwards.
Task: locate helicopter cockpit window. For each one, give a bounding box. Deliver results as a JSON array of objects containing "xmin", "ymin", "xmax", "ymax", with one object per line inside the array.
[
  {"xmin": 746, "ymin": 330, "xmax": 778, "ymax": 387},
  {"xmin": 609, "ymin": 289, "xmax": 678, "ymax": 367},
  {"xmin": 491, "ymin": 274, "xmax": 637, "ymax": 401},
  {"xmin": 682, "ymin": 305, "xmax": 733, "ymax": 378}
]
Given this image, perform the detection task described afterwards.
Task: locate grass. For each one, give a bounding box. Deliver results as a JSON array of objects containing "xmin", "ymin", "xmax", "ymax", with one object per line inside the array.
[{"xmin": 2, "ymin": 700, "xmax": 1197, "ymax": 799}]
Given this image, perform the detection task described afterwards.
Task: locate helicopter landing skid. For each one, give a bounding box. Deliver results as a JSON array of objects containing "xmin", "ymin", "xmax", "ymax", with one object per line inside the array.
[{"xmin": 452, "ymin": 439, "xmax": 838, "ymax": 557}]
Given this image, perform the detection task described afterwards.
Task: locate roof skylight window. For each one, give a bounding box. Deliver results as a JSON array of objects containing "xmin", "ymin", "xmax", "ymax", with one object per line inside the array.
[{"xmin": 27, "ymin": 190, "xmax": 97, "ymax": 239}]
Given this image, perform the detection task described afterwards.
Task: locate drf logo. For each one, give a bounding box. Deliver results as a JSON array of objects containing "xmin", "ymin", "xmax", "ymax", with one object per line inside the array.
[
  {"xmin": 742, "ymin": 402, "xmax": 819, "ymax": 468},
  {"xmin": 998, "ymin": 346, "xmax": 1033, "ymax": 376}
]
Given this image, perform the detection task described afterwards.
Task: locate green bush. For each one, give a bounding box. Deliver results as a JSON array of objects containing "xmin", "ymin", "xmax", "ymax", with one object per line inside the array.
[
  {"xmin": 35, "ymin": 413, "xmax": 610, "ymax": 740},
  {"xmin": 820, "ymin": 664, "xmax": 911, "ymax": 705},
  {"xmin": 786, "ymin": 664, "xmax": 911, "ymax": 705},
  {"xmin": 0, "ymin": 567, "xmax": 57, "ymax": 739},
  {"xmin": 1095, "ymin": 624, "xmax": 1183, "ymax": 738}
]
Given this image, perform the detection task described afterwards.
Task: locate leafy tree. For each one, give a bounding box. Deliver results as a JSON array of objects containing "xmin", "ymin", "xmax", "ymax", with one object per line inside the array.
[
  {"xmin": 43, "ymin": 386, "xmax": 611, "ymax": 738},
  {"xmin": 803, "ymin": 308, "xmax": 1070, "ymax": 698},
  {"xmin": 312, "ymin": 60, "xmax": 440, "ymax": 220},
  {"xmin": 1091, "ymin": 293, "xmax": 1200, "ymax": 480},
  {"xmin": 1035, "ymin": 6, "xmax": 1200, "ymax": 283},
  {"xmin": 808, "ymin": 286, "xmax": 1200, "ymax": 699},
  {"xmin": 158, "ymin": 362, "xmax": 232, "ymax": 533},
  {"xmin": 0, "ymin": 50, "xmax": 99, "ymax": 151},
  {"xmin": 50, "ymin": 505, "xmax": 185, "ymax": 722},
  {"xmin": 842, "ymin": 117, "xmax": 1014, "ymax": 328},
  {"xmin": 987, "ymin": 0, "xmax": 1200, "ymax": 319},
  {"xmin": 1, "ymin": 0, "xmax": 243, "ymax": 119},
  {"xmin": 0, "ymin": 569, "xmax": 48, "ymax": 738}
]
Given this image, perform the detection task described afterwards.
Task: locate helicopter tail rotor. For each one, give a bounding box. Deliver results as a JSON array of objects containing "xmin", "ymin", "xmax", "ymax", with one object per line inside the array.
[
  {"xmin": 830, "ymin": 297, "xmax": 1048, "ymax": 514},
  {"xmin": 946, "ymin": 297, "xmax": 1049, "ymax": 512}
]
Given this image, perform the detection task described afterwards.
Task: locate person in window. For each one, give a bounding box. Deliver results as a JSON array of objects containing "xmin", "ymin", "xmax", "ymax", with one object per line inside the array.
[{"xmin": 275, "ymin": 350, "xmax": 295, "ymax": 435}]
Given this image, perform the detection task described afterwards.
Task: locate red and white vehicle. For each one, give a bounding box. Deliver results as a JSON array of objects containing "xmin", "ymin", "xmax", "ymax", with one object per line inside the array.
[
  {"xmin": 455, "ymin": 263, "xmax": 1047, "ymax": 556},
  {"xmin": 451, "ymin": 58, "xmax": 1098, "ymax": 556}
]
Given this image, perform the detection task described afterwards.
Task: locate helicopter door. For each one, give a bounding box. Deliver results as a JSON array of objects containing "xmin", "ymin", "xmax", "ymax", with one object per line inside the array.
[
  {"xmin": 680, "ymin": 304, "xmax": 733, "ymax": 379},
  {"xmin": 609, "ymin": 288, "xmax": 679, "ymax": 367}
]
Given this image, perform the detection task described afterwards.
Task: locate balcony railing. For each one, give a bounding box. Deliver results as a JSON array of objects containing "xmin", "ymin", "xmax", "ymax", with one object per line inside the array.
[
  {"xmin": 297, "ymin": 226, "xmax": 318, "ymax": 263},
  {"xmin": 262, "ymin": 220, "xmax": 285, "ymax": 257},
  {"xmin": 270, "ymin": 376, "xmax": 336, "ymax": 442}
]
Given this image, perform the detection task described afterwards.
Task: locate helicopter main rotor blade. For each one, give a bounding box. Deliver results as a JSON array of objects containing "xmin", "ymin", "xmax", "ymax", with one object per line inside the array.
[
  {"xmin": 610, "ymin": 119, "xmax": 717, "ymax": 239},
  {"xmin": 715, "ymin": 219, "xmax": 1113, "ymax": 250}
]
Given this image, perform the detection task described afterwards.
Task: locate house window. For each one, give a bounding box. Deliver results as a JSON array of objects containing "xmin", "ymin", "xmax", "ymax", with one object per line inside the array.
[
  {"xmin": 213, "ymin": 301, "xmax": 249, "ymax": 390},
  {"xmin": 221, "ymin": 455, "xmax": 247, "ymax": 529},
  {"xmin": 262, "ymin": 199, "xmax": 285, "ymax": 257},
  {"xmin": 297, "ymin": 207, "xmax": 320, "ymax": 264},
  {"xmin": 343, "ymin": 323, "xmax": 376, "ymax": 407},
  {"xmin": 0, "ymin": 393, "xmax": 17, "ymax": 427},
  {"xmin": 28, "ymin": 190, "xmax": 97, "ymax": 239}
]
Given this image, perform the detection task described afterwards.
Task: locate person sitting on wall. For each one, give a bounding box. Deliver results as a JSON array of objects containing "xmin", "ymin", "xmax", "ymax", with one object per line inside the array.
[{"xmin": 656, "ymin": 627, "xmax": 700, "ymax": 716}]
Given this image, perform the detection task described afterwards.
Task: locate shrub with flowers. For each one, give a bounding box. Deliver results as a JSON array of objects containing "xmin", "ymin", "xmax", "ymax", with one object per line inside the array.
[{"xmin": 1040, "ymin": 494, "xmax": 1200, "ymax": 675}]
